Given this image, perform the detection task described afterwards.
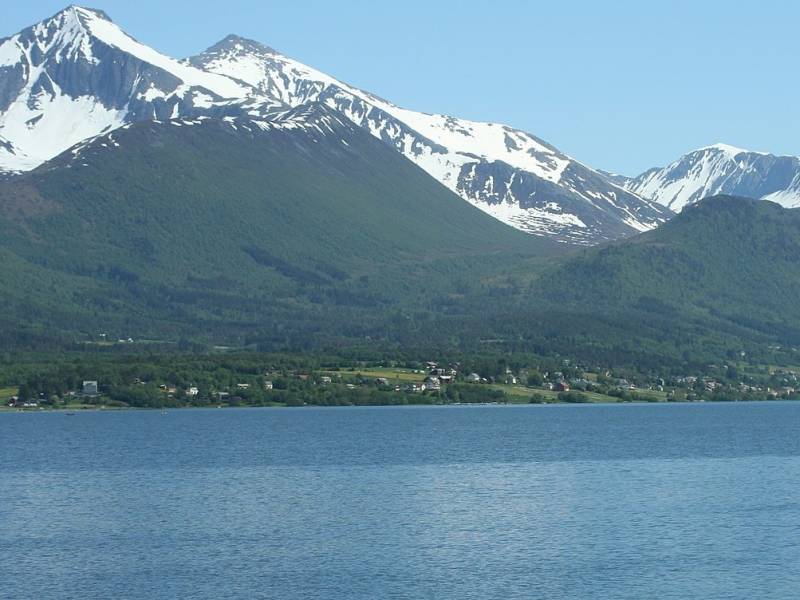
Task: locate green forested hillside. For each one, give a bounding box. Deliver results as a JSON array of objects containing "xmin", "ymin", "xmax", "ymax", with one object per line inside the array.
[
  {"xmin": 2, "ymin": 112, "xmax": 799, "ymax": 371},
  {"xmin": 0, "ymin": 112, "xmax": 562, "ymax": 348},
  {"xmin": 520, "ymin": 196, "xmax": 800, "ymax": 364}
]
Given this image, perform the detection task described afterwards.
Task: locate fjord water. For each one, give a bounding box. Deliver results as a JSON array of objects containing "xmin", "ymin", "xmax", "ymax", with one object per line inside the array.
[{"xmin": 2, "ymin": 404, "xmax": 799, "ymax": 599}]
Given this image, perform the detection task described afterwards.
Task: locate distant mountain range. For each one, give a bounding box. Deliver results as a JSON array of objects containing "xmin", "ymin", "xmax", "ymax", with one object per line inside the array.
[
  {"xmin": 623, "ymin": 144, "xmax": 800, "ymax": 212},
  {"xmin": 0, "ymin": 6, "xmax": 671, "ymax": 244}
]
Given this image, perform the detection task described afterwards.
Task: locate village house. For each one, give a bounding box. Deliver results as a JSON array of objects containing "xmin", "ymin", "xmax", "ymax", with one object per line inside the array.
[
  {"xmin": 423, "ymin": 376, "xmax": 441, "ymax": 391},
  {"xmin": 236, "ymin": 383, "xmax": 250, "ymax": 390},
  {"xmin": 554, "ymin": 381, "xmax": 570, "ymax": 392},
  {"xmin": 186, "ymin": 387, "xmax": 199, "ymax": 397},
  {"xmin": 466, "ymin": 372, "xmax": 481, "ymax": 384},
  {"xmin": 7, "ymin": 396, "xmax": 38, "ymax": 408},
  {"xmin": 264, "ymin": 381, "xmax": 274, "ymax": 390},
  {"xmin": 320, "ymin": 376, "xmax": 332, "ymax": 385},
  {"xmin": 82, "ymin": 381, "xmax": 99, "ymax": 397}
]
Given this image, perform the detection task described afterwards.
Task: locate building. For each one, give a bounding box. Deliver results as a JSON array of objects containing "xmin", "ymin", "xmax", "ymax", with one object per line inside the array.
[
  {"xmin": 264, "ymin": 381, "xmax": 274, "ymax": 390},
  {"xmin": 554, "ymin": 381, "xmax": 570, "ymax": 392},
  {"xmin": 186, "ymin": 387, "xmax": 199, "ymax": 397},
  {"xmin": 466, "ymin": 373, "xmax": 481, "ymax": 384},
  {"xmin": 82, "ymin": 381, "xmax": 99, "ymax": 396},
  {"xmin": 423, "ymin": 376, "xmax": 441, "ymax": 391},
  {"xmin": 321, "ymin": 376, "xmax": 332, "ymax": 385}
]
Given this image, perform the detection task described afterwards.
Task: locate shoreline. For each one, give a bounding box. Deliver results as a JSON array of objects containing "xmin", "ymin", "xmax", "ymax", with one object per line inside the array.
[{"xmin": 2, "ymin": 397, "xmax": 798, "ymax": 414}]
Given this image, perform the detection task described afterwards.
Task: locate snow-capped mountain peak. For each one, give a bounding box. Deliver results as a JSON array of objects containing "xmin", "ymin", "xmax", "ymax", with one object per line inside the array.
[
  {"xmin": 703, "ymin": 142, "xmax": 749, "ymax": 156},
  {"xmin": 626, "ymin": 144, "xmax": 800, "ymax": 211},
  {"xmin": 190, "ymin": 36, "xmax": 670, "ymax": 243},
  {"xmin": 0, "ymin": 5, "xmax": 252, "ymax": 172},
  {"xmin": 0, "ymin": 6, "xmax": 672, "ymax": 244},
  {"xmin": 188, "ymin": 35, "xmax": 343, "ymax": 110}
]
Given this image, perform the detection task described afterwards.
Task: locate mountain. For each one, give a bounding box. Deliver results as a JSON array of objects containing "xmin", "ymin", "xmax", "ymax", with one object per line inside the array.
[
  {"xmin": 0, "ymin": 6, "xmax": 251, "ymax": 173},
  {"xmin": 520, "ymin": 196, "xmax": 800, "ymax": 364},
  {"xmin": 189, "ymin": 35, "xmax": 671, "ymax": 244},
  {"xmin": 0, "ymin": 102, "xmax": 563, "ymax": 348},
  {"xmin": 625, "ymin": 144, "xmax": 800, "ymax": 212},
  {"xmin": 0, "ymin": 6, "xmax": 671, "ymax": 244}
]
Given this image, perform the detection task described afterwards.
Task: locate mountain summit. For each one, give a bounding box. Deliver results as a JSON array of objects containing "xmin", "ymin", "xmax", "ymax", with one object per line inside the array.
[
  {"xmin": 0, "ymin": 5, "xmax": 248, "ymax": 171},
  {"xmin": 189, "ymin": 35, "xmax": 671, "ymax": 243},
  {"xmin": 624, "ymin": 144, "xmax": 800, "ymax": 211},
  {"xmin": 0, "ymin": 6, "xmax": 671, "ymax": 243}
]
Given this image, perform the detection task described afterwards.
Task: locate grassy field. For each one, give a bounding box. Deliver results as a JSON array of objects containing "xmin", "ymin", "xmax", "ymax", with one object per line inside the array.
[
  {"xmin": 0, "ymin": 386, "xmax": 18, "ymax": 401},
  {"xmin": 488, "ymin": 384, "xmax": 669, "ymax": 404},
  {"xmin": 488, "ymin": 384, "xmax": 619, "ymax": 403},
  {"xmin": 323, "ymin": 368, "xmax": 426, "ymax": 383}
]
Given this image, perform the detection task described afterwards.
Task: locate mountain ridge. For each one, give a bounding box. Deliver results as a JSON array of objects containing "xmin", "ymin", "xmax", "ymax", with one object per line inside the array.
[
  {"xmin": 0, "ymin": 5, "xmax": 670, "ymax": 244},
  {"xmin": 625, "ymin": 144, "xmax": 800, "ymax": 211},
  {"xmin": 189, "ymin": 33, "xmax": 671, "ymax": 244}
]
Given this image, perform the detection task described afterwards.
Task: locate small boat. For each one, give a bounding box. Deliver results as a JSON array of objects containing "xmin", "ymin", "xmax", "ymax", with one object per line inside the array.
[{"xmin": 65, "ymin": 412, "xmax": 76, "ymax": 416}]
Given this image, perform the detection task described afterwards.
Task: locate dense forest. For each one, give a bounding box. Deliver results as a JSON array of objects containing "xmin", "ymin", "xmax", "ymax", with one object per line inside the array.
[{"xmin": 0, "ymin": 116, "xmax": 798, "ymax": 371}]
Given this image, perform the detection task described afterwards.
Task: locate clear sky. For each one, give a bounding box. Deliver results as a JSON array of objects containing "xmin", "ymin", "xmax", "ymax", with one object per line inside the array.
[{"xmin": 5, "ymin": 1, "xmax": 798, "ymax": 175}]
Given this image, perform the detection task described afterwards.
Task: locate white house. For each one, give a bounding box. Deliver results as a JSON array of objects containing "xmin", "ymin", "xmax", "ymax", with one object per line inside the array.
[{"xmin": 423, "ymin": 376, "xmax": 441, "ymax": 391}]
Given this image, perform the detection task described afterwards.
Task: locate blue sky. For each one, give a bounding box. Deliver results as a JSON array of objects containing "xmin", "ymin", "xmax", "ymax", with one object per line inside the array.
[{"xmin": 5, "ymin": 1, "xmax": 798, "ymax": 175}]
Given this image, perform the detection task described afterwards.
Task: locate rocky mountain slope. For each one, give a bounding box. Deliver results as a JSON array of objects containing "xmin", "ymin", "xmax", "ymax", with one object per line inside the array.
[
  {"xmin": 190, "ymin": 35, "xmax": 671, "ymax": 244},
  {"xmin": 625, "ymin": 144, "xmax": 800, "ymax": 211},
  {"xmin": 0, "ymin": 6, "xmax": 670, "ymax": 244}
]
